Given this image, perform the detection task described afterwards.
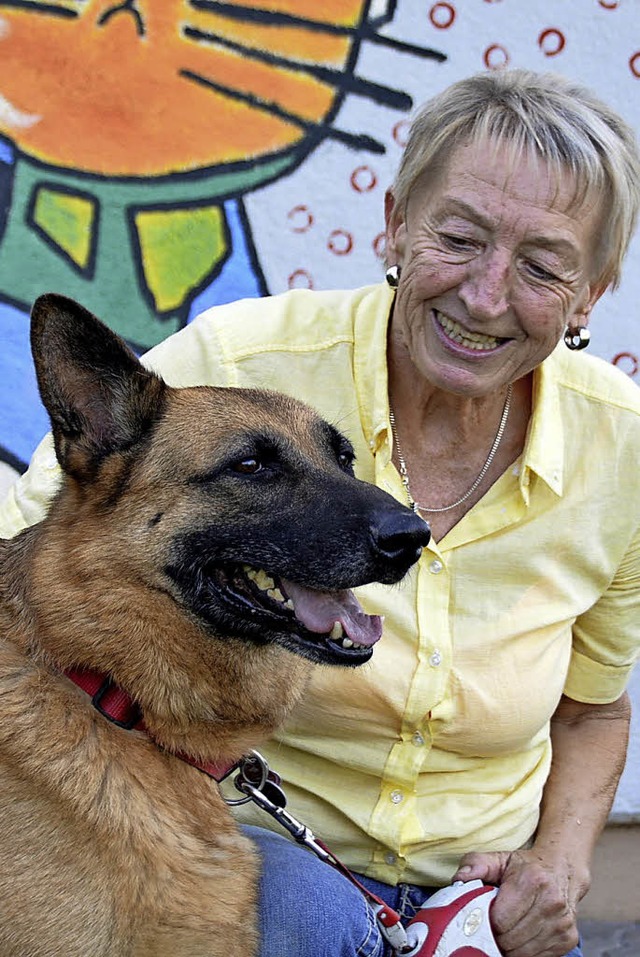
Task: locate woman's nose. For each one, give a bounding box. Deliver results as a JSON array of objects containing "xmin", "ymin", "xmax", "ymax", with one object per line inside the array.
[{"xmin": 458, "ymin": 251, "xmax": 511, "ymax": 321}]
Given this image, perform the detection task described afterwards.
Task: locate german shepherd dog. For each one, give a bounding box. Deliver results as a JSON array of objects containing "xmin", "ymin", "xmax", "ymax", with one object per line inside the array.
[{"xmin": 0, "ymin": 295, "xmax": 429, "ymax": 957}]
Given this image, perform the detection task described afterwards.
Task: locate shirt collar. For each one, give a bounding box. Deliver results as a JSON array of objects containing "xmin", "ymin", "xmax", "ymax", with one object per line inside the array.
[
  {"xmin": 353, "ymin": 282, "xmax": 396, "ymax": 461},
  {"xmin": 520, "ymin": 345, "xmax": 565, "ymax": 502}
]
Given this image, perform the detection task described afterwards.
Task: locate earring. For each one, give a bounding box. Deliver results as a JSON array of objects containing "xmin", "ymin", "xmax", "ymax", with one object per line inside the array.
[
  {"xmin": 385, "ymin": 265, "xmax": 401, "ymax": 288},
  {"xmin": 564, "ymin": 326, "xmax": 591, "ymax": 351}
]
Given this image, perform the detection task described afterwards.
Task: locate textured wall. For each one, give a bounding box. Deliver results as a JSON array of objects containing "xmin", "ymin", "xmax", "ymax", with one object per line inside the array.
[{"xmin": 0, "ymin": 0, "xmax": 638, "ymax": 817}]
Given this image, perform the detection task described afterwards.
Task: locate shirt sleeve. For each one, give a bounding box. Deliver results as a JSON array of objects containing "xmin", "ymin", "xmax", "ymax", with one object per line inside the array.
[
  {"xmin": 0, "ymin": 306, "xmax": 232, "ymax": 539},
  {"xmin": 565, "ymin": 518, "xmax": 640, "ymax": 703},
  {"xmin": 0, "ymin": 433, "xmax": 61, "ymax": 538}
]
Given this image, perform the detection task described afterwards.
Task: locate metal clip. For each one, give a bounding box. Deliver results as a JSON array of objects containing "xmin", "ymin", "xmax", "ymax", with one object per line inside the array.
[
  {"xmin": 228, "ymin": 752, "xmax": 332, "ymax": 862},
  {"xmin": 219, "ymin": 751, "xmax": 270, "ymax": 806},
  {"xmin": 240, "ymin": 781, "xmax": 332, "ymax": 862},
  {"xmin": 372, "ymin": 904, "xmax": 410, "ymax": 953}
]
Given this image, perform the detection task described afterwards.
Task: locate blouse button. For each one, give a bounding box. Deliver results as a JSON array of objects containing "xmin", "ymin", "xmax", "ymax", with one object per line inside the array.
[
  {"xmin": 429, "ymin": 559, "xmax": 443, "ymax": 574},
  {"xmin": 412, "ymin": 731, "xmax": 425, "ymax": 747},
  {"xmin": 385, "ymin": 851, "xmax": 397, "ymax": 865},
  {"xmin": 390, "ymin": 789, "xmax": 404, "ymax": 805},
  {"xmin": 429, "ymin": 650, "xmax": 442, "ymax": 667}
]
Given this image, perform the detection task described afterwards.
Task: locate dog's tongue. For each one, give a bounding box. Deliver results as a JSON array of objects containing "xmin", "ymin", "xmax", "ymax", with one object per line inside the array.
[{"xmin": 281, "ymin": 579, "xmax": 382, "ymax": 647}]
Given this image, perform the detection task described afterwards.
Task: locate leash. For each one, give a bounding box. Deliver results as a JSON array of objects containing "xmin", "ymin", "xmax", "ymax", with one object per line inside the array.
[
  {"xmin": 229, "ymin": 758, "xmax": 501, "ymax": 957},
  {"xmin": 228, "ymin": 753, "xmax": 410, "ymax": 952}
]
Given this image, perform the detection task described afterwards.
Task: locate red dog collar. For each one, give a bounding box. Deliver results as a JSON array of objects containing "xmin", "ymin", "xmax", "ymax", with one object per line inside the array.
[{"xmin": 64, "ymin": 667, "xmax": 237, "ymax": 781}]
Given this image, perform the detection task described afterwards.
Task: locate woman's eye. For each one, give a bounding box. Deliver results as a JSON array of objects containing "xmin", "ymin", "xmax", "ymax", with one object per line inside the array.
[
  {"xmin": 232, "ymin": 458, "xmax": 262, "ymax": 474},
  {"xmin": 525, "ymin": 260, "xmax": 560, "ymax": 283},
  {"xmin": 441, "ymin": 233, "xmax": 475, "ymax": 251}
]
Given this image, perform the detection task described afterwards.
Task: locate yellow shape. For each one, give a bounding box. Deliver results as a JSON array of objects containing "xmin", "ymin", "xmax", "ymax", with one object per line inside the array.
[
  {"xmin": 135, "ymin": 205, "xmax": 228, "ymax": 313},
  {"xmin": 33, "ymin": 188, "xmax": 95, "ymax": 269}
]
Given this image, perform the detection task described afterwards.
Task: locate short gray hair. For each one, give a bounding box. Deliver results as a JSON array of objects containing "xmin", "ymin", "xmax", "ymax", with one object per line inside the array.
[{"xmin": 392, "ymin": 69, "xmax": 640, "ymax": 289}]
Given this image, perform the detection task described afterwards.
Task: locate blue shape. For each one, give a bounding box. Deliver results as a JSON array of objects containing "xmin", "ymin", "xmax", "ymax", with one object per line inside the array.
[
  {"xmin": 188, "ymin": 198, "xmax": 266, "ymax": 320},
  {"xmin": 0, "ymin": 300, "xmax": 50, "ymax": 469}
]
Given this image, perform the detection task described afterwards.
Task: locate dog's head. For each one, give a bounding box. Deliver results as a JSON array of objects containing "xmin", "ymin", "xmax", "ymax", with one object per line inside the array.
[{"xmin": 30, "ymin": 294, "xmax": 429, "ymax": 673}]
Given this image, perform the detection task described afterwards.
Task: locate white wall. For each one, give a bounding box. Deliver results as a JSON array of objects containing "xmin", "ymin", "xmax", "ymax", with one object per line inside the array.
[{"xmin": 614, "ymin": 665, "xmax": 640, "ymax": 821}]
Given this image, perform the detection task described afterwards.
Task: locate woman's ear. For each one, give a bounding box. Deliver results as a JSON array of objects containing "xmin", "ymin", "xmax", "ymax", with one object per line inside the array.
[
  {"xmin": 384, "ymin": 188, "xmax": 407, "ymax": 264},
  {"xmin": 574, "ymin": 278, "xmax": 610, "ymax": 327}
]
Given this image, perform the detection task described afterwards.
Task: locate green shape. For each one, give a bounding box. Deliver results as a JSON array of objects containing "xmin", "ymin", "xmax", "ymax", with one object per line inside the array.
[
  {"xmin": 136, "ymin": 205, "xmax": 226, "ymax": 313},
  {"xmin": 33, "ymin": 187, "xmax": 95, "ymax": 270}
]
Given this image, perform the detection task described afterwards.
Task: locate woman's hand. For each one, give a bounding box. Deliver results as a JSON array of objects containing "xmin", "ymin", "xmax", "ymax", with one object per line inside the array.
[
  {"xmin": 453, "ymin": 848, "xmax": 582, "ymax": 956},
  {"xmin": 452, "ymin": 691, "xmax": 631, "ymax": 957}
]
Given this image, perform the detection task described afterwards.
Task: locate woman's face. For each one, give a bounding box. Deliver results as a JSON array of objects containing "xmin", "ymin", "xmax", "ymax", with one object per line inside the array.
[{"xmin": 385, "ymin": 138, "xmax": 606, "ymax": 397}]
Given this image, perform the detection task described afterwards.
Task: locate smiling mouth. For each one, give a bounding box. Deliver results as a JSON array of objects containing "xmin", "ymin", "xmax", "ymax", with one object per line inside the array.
[{"xmin": 435, "ymin": 310, "xmax": 510, "ymax": 351}]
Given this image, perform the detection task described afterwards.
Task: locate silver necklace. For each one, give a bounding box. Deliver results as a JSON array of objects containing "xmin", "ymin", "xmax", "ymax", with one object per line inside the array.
[{"xmin": 388, "ymin": 383, "xmax": 513, "ymax": 514}]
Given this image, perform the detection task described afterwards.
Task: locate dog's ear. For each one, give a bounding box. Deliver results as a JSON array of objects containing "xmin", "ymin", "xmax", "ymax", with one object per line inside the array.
[{"xmin": 30, "ymin": 293, "xmax": 166, "ymax": 481}]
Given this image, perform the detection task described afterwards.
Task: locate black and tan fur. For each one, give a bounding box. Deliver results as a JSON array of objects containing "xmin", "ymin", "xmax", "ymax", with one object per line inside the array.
[{"xmin": 0, "ymin": 295, "xmax": 429, "ymax": 957}]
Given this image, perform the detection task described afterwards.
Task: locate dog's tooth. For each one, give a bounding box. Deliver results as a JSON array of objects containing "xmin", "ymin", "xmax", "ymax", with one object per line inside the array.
[
  {"xmin": 244, "ymin": 567, "xmax": 278, "ymax": 593},
  {"xmin": 268, "ymin": 587, "xmax": 285, "ymax": 603},
  {"xmin": 330, "ymin": 621, "xmax": 344, "ymax": 640},
  {"xmin": 254, "ymin": 570, "xmax": 275, "ymax": 592},
  {"xmin": 341, "ymin": 637, "xmax": 354, "ymax": 649},
  {"xmin": 284, "ymin": 599, "xmax": 294, "ymax": 611}
]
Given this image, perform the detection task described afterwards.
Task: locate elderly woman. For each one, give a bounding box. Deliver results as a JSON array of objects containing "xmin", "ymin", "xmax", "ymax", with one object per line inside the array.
[{"xmin": 2, "ymin": 70, "xmax": 640, "ymax": 957}]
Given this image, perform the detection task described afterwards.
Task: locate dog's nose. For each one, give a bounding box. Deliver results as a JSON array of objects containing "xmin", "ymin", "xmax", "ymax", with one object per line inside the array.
[{"xmin": 371, "ymin": 510, "xmax": 431, "ymax": 567}]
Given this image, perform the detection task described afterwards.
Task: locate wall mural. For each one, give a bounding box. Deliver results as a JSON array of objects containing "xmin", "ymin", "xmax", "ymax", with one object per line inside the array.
[
  {"xmin": 0, "ymin": 0, "xmax": 444, "ymax": 473},
  {"xmin": 0, "ymin": 0, "xmax": 639, "ymax": 811}
]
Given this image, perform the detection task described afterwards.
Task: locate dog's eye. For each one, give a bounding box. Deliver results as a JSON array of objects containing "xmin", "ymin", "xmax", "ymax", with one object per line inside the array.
[
  {"xmin": 337, "ymin": 450, "xmax": 355, "ymax": 472},
  {"xmin": 232, "ymin": 458, "xmax": 262, "ymax": 474}
]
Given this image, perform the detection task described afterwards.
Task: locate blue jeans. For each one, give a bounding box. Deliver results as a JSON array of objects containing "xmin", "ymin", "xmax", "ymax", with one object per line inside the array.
[{"xmin": 245, "ymin": 825, "xmax": 583, "ymax": 957}]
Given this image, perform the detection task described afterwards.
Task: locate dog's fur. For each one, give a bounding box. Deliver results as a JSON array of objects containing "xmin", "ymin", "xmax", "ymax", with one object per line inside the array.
[{"xmin": 0, "ymin": 295, "xmax": 429, "ymax": 957}]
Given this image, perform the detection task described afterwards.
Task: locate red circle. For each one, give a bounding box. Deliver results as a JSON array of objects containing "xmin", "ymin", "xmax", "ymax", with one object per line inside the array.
[
  {"xmin": 327, "ymin": 229, "xmax": 354, "ymax": 256},
  {"xmin": 373, "ymin": 232, "xmax": 386, "ymax": 260},
  {"xmin": 483, "ymin": 44, "xmax": 510, "ymax": 70},
  {"xmin": 630, "ymin": 52, "xmax": 640, "ymax": 78},
  {"xmin": 392, "ymin": 119, "xmax": 410, "ymax": 147},
  {"xmin": 429, "ymin": 3, "xmax": 456, "ymax": 29},
  {"xmin": 288, "ymin": 269, "xmax": 314, "ymax": 289},
  {"xmin": 447, "ymin": 949, "xmax": 493, "ymax": 956},
  {"xmin": 538, "ymin": 28, "xmax": 566, "ymax": 57},
  {"xmin": 350, "ymin": 166, "xmax": 378, "ymax": 193},
  {"xmin": 612, "ymin": 351, "xmax": 639, "ymax": 377},
  {"xmin": 287, "ymin": 205, "xmax": 314, "ymax": 233}
]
